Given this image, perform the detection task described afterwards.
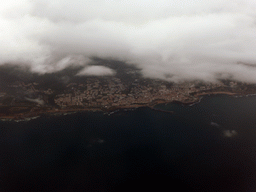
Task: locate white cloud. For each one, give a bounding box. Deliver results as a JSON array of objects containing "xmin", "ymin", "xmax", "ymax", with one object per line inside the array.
[
  {"xmin": 76, "ymin": 66, "xmax": 116, "ymax": 76},
  {"xmin": 223, "ymin": 130, "xmax": 238, "ymax": 137},
  {"xmin": 1, "ymin": 0, "xmax": 256, "ymax": 81},
  {"xmin": 25, "ymin": 97, "xmax": 44, "ymax": 105},
  {"xmin": 211, "ymin": 122, "xmax": 220, "ymax": 127}
]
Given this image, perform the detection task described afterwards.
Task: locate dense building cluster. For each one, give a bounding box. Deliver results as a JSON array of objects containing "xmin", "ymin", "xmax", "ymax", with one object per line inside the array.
[
  {"xmin": 0, "ymin": 76, "xmax": 252, "ymax": 111},
  {"xmin": 53, "ymin": 78, "xmax": 225, "ymax": 108}
]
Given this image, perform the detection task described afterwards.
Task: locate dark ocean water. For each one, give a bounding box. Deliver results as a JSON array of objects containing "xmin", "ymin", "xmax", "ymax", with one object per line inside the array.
[{"xmin": 1, "ymin": 95, "xmax": 256, "ymax": 192}]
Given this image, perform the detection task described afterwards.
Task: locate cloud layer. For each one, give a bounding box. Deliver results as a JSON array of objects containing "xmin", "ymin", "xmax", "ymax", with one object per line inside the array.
[{"xmin": 1, "ymin": 0, "xmax": 256, "ymax": 82}]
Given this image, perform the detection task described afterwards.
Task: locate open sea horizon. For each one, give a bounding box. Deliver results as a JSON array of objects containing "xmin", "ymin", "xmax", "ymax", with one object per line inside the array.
[{"xmin": 1, "ymin": 95, "xmax": 256, "ymax": 191}]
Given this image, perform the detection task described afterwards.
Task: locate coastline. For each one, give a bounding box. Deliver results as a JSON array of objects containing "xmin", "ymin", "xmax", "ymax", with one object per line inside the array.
[
  {"xmin": 194, "ymin": 91, "xmax": 238, "ymax": 97},
  {"xmin": 0, "ymin": 91, "xmax": 252, "ymax": 121}
]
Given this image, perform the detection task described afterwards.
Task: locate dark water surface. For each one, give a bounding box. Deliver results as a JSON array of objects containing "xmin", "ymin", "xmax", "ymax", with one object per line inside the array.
[{"xmin": 1, "ymin": 95, "xmax": 256, "ymax": 191}]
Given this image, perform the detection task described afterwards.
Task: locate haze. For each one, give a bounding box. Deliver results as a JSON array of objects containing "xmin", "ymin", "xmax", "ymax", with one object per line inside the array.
[{"xmin": 1, "ymin": 0, "xmax": 256, "ymax": 82}]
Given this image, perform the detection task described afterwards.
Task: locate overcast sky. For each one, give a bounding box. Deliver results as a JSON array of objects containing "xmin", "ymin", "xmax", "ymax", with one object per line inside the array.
[{"xmin": 1, "ymin": 0, "xmax": 256, "ymax": 82}]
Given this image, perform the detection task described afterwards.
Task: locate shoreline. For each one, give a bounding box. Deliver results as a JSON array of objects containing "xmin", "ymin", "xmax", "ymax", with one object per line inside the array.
[
  {"xmin": 193, "ymin": 91, "xmax": 238, "ymax": 97},
  {"xmin": 0, "ymin": 92, "xmax": 253, "ymax": 121}
]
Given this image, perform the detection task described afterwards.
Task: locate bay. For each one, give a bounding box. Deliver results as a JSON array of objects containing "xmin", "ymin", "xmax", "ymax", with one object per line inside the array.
[{"xmin": 1, "ymin": 95, "xmax": 256, "ymax": 191}]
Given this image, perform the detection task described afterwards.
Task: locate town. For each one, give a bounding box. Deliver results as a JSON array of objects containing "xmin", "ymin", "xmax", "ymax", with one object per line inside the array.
[
  {"xmin": 0, "ymin": 76, "xmax": 253, "ymax": 114},
  {"xmin": 53, "ymin": 78, "xmax": 226, "ymax": 108}
]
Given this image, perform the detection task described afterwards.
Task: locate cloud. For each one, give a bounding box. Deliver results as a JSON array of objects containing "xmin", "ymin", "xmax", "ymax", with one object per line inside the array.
[
  {"xmin": 223, "ymin": 130, "xmax": 238, "ymax": 137},
  {"xmin": 76, "ymin": 66, "xmax": 116, "ymax": 76},
  {"xmin": 30, "ymin": 55, "xmax": 91, "ymax": 74},
  {"xmin": 210, "ymin": 122, "xmax": 220, "ymax": 127},
  {"xmin": 1, "ymin": 0, "xmax": 256, "ymax": 81},
  {"xmin": 25, "ymin": 97, "xmax": 44, "ymax": 105}
]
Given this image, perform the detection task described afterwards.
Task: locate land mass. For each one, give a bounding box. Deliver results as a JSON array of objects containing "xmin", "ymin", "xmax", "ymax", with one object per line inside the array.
[
  {"xmin": 1, "ymin": 60, "xmax": 256, "ymax": 121},
  {"xmin": 1, "ymin": 79, "xmax": 255, "ymax": 121}
]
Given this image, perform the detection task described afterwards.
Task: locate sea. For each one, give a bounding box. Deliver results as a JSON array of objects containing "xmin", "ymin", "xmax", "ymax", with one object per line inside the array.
[{"xmin": 1, "ymin": 95, "xmax": 256, "ymax": 192}]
